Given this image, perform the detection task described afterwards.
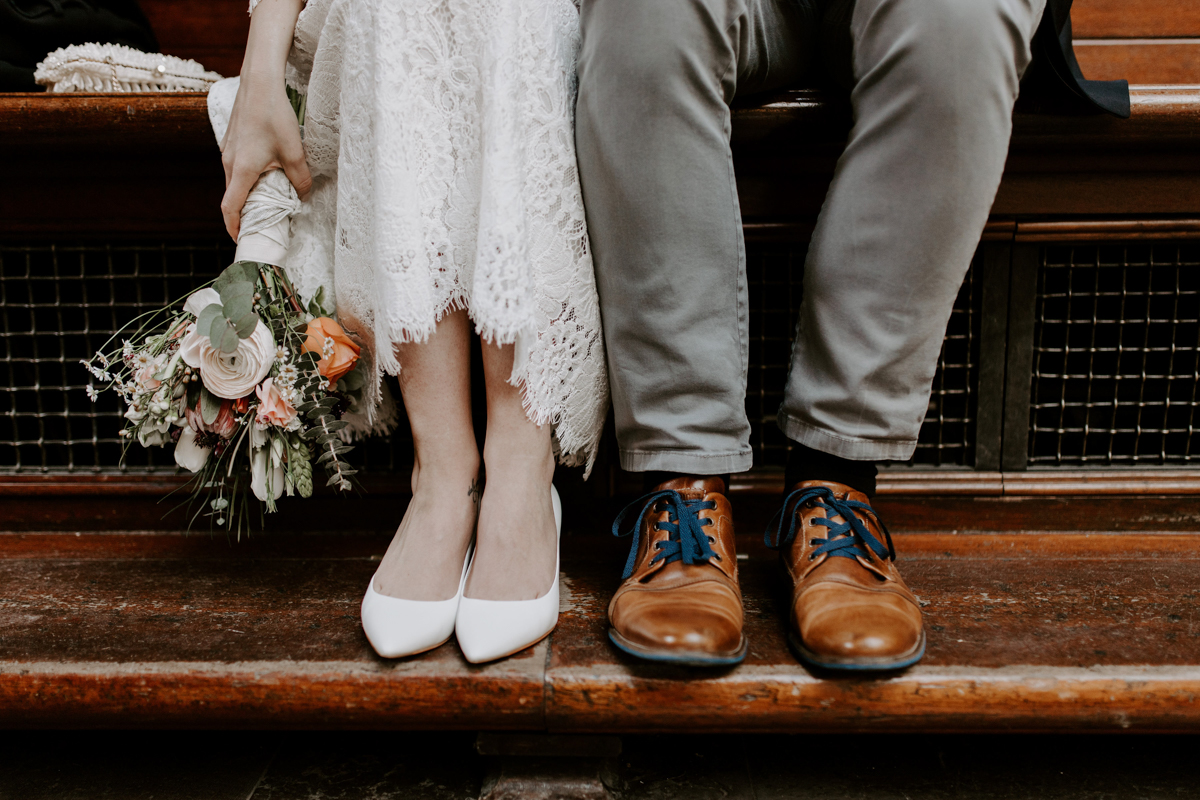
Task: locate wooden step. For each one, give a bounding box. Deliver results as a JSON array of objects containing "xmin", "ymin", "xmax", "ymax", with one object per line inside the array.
[{"xmin": 2, "ymin": 530, "xmax": 1198, "ymax": 732}]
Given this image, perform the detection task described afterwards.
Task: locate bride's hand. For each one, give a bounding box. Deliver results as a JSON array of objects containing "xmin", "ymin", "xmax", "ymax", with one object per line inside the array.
[{"xmin": 220, "ymin": 0, "xmax": 309, "ymax": 241}]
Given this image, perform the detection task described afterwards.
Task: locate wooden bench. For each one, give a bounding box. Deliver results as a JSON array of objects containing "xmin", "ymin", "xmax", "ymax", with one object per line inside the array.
[
  {"xmin": 2, "ymin": 0, "xmax": 1200, "ymax": 741},
  {"xmin": 4, "ymin": 524, "xmax": 1199, "ymax": 732}
]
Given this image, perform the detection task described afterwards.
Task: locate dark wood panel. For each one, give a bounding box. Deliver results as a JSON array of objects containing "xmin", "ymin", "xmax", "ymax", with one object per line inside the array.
[
  {"xmin": 1075, "ymin": 40, "xmax": 1200, "ymax": 85},
  {"xmin": 140, "ymin": 0, "xmax": 249, "ymax": 79},
  {"xmin": 1072, "ymin": 0, "xmax": 1200, "ymax": 39}
]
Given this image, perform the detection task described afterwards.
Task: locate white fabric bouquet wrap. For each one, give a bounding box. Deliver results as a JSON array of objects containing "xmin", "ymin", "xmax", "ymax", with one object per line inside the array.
[{"xmin": 207, "ymin": 78, "xmax": 300, "ymax": 269}]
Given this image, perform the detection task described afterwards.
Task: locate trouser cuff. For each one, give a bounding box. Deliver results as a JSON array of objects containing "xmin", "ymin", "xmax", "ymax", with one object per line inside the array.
[
  {"xmin": 619, "ymin": 448, "xmax": 754, "ymax": 474},
  {"xmin": 778, "ymin": 412, "xmax": 917, "ymax": 462}
]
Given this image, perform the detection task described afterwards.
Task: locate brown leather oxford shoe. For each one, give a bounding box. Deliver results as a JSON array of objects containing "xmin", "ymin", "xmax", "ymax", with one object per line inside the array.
[
  {"xmin": 768, "ymin": 480, "xmax": 925, "ymax": 671},
  {"xmin": 608, "ymin": 476, "xmax": 747, "ymax": 666}
]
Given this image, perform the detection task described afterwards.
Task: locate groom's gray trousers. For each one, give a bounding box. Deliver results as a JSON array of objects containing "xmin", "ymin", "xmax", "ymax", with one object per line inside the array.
[{"xmin": 576, "ymin": 0, "xmax": 1047, "ymax": 473}]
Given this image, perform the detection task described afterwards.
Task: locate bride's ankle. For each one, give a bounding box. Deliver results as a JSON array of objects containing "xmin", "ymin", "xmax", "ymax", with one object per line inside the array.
[
  {"xmin": 410, "ymin": 453, "xmax": 482, "ymax": 495},
  {"xmin": 481, "ymin": 447, "xmax": 554, "ymax": 488}
]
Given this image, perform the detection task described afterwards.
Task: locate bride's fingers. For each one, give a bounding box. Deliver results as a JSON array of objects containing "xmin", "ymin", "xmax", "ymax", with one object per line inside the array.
[
  {"xmin": 221, "ymin": 166, "xmax": 258, "ymax": 241},
  {"xmin": 281, "ymin": 143, "xmax": 313, "ymax": 200}
]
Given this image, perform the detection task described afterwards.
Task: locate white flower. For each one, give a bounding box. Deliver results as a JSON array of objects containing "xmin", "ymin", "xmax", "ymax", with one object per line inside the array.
[
  {"xmin": 133, "ymin": 352, "xmax": 152, "ymax": 370},
  {"xmin": 275, "ymin": 345, "xmax": 290, "ymax": 362},
  {"xmin": 174, "ymin": 426, "xmax": 211, "ymax": 472},
  {"xmin": 95, "ymin": 352, "xmax": 109, "ymax": 368},
  {"xmin": 251, "ymin": 447, "xmax": 284, "ymax": 502},
  {"xmin": 122, "ymin": 340, "xmax": 134, "ymax": 357},
  {"xmin": 183, "ymin": 287, "xmax": 222, "ymax": 318},
  {"xmin": 85, "ymin": 385, "xmax": 98, "ymax": 402},
  {"xmin": 179, "ymin": 320, "xmax": 275, "ymax": 400},
  {"xmin": 138, "ymin": 415, "xmax": 172, "ymax": 447},
  {"xmin": 277, "ymin": 363, "xmax": 299, "ymax": 386},
  {"xmin": 322, "ymin": 336, "xmax": 335, "ymax": 358}
]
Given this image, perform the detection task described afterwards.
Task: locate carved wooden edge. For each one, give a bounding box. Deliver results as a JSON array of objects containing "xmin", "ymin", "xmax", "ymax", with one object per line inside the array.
[
  {"xmin": 5, "ymin": 86, "xmax": 1197, "ymax": 148},
  {"xmin": 731, "ymin": 467, "xmax": 1200, "ymax": 496},
  {"xmin": 0, "ymin": 661, "xmax": 546, "ymax": 730},
  {"xmin": 542, "ymin": 666, "xmax": 1200, "ymax": 733},
  {"xmin": 6, "ymin": 468, "xmax": 1200, "ymax": 498},
  {"xmin": 4, "ymin": 662, "xmax": 1197, "ymax": 732},
  {"xmin": 0, "ymin": 472, "xmax": 406, "ymax": 496},
  {"xmin": 1014, "ymin": 218, "xmax": 1200, "ymax": 241}
]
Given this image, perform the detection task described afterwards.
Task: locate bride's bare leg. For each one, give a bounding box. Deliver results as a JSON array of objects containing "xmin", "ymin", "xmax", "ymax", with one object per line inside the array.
[
  {"xmin": 465, "ymin": 341, "xmax": 558, "ymax": 601},
  {"xmin": 374, "ymin": 309, "xmax": 480, "ymax": 600}
]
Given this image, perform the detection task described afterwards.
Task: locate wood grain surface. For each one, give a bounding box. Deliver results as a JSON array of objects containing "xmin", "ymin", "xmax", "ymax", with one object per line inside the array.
[
  {"xmin": 2, "ymin": 531, "xmax": 1199, "ymax": 731},
  {"xmin": 1075, "ymin": 40, "xmax": 1200, "ymax": 85},
  {"xmin": 1072, "ymin": 0, "xmax": 1200, "ymax": 39}
]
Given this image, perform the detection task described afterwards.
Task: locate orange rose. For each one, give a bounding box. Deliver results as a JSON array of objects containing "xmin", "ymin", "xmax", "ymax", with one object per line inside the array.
[{"xmin": 302, "ymin": 317, "xmax": 361, "ymax": 389}]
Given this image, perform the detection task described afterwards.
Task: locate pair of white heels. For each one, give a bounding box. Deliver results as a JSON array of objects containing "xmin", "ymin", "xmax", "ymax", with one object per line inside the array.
[{"xmin": 360, "ymin": 485, "xmax": 561, "ymax": 664}]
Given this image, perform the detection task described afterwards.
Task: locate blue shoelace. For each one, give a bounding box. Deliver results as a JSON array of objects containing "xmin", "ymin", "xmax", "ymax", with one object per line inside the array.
[
  {"xmin": 612, "ymin": 490, "xmax": 719, "ymax": 579},
  {"xmin": 764, "ymin": 485, "xmax": 896, "ymax": 563}
]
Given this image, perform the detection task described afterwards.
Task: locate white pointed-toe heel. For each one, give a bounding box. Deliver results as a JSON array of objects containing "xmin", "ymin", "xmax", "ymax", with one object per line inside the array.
[
  {"xmin": 455, "ymin": 485, "xmax": 562, "ymax": 664},
  {"xmin": 361, "ymin": 543, "xmax": 473, "ymax": 659}
]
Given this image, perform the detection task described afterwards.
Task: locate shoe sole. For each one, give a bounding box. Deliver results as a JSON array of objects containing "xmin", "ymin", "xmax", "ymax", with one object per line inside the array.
[
  {"xmin": 787, "ymin": 630, "xmax": 927, "ymax": 672},
  {"xmin": 608, "ymin": 628, "xmax": 748, "ymax": 667}
]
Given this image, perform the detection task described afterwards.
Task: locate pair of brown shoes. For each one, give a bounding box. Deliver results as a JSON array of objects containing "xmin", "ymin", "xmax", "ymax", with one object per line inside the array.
[{"xmin": 607, "ymin": 476, "xmax": 925, "ymax": 670}]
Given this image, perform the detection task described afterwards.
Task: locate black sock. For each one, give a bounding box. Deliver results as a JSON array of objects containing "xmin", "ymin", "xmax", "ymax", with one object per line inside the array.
[
  {"xmin": 784, "ymin": 444, "xmax": 878, "ymax": 499},
  {"xmin": 641, "ymin": 471, "xmax": 732, "ymax": 493}
]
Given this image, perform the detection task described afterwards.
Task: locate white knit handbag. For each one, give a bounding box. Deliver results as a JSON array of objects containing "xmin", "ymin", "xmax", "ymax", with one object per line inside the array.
[{"xmin": 34, "ymin": 43, "xmax": 222, "ymax": 93}]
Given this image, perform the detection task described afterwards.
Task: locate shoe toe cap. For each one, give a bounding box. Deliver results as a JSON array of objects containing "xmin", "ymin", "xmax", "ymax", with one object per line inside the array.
[
  {"xmin": 797, "ymin": 591, "xmax": 923, "ymax": 662},
  {"xmin": 612, "ymin": 586, "xmax": 743, "ymax": 657}
]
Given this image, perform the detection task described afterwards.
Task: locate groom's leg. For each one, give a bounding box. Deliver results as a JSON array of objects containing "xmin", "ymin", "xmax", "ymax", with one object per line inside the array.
[
  {"xmin": 576, "ymin": 0, "xmax": 817, "ymax": 475},
  {"xmin": 779, "ymin": 0, "xmax": 1047, "ymax": 459},
  {"xmin": 775, "ymin": 0, "xmax": 1048, "ymax": 672}
]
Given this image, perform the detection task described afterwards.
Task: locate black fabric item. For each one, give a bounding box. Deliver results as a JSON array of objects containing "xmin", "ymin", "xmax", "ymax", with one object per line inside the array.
[
  {"xmin": 1017, "ymin": 0, "xmax": 1129, "ymax": 118},
  {"xmin": 0, "ymin": 0, "xmax": 158, "ymax": 92},
  {"xmin": 785, "ymin": 444, "xmax": 878, "ymax": 499}
]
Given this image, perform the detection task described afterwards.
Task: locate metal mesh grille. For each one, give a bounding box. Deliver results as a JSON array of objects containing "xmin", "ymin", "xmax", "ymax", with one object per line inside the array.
[
  {"xmin": 0, "ymin": 242, "xmax": 410, "ymax": 474},
  {"xmin": 2, "ymin": 240, "xmax": 978, "ymax": 473},
  {"xmin": 746, "ymin": 245, "xmax": 979, "ymax": 468},
  {"xmin": 1029, "ymin": 243, "xmax": 1200, "ymax": 466}
]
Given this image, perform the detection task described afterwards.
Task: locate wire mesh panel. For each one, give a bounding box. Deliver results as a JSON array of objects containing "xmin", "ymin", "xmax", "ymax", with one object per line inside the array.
[
  {"xmin": 0, "ymin": 242, "xmax": 410, "ymax": 474},
  {"xmin": 746, "ymin": 244, "xmax": 980, "ymax": 468},
  {"xmin": 1029, "ymin": 243, "xmax": 1200, "ymax": 466}
]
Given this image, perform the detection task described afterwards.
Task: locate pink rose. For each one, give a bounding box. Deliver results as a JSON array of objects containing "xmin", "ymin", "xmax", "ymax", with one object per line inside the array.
[
  {"xmin": 135, "ymin": 364, "xmax": 161, "ymax": 391},
  {"xmin": 255, "ymin": 378, "xmax": 297, "ymax": 428}
]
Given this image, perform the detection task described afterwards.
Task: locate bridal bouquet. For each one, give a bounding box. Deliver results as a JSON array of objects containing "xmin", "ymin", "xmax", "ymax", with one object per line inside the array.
[{"xmin": 82, "ymin": 260, "xmax": 365, "ymax": 533}]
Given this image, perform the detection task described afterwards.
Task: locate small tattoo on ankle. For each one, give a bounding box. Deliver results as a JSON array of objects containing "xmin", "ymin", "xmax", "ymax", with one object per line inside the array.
[{"xmin": 468, "ymin": 478, "xmax": 482, "ymax": 507}]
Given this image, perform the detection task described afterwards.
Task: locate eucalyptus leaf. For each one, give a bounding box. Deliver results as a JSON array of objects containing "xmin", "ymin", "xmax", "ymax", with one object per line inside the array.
[
  {"xmin": 326, "ymin": 473, "xmax": 346, "ymax": 487},
  {"xmin": 208, "ymin": 314, "xmax": 230, "ymax": 346},
  {"xmin": 323, "ymin": 419, "xmax": 348, "ymax": 433},
  {"xmin": 200, "ymin": 386, "xmax": 221, "ymax": 426},
  {"xmin": 217, "ymin": 324, "xmax": 242, "ymax": 354},
  {"xmin": 221, "ymin": 291, "xmax": 254, "ymax": 326},
  {"xmin": 233, "ymin": 311, "xmax": 259, "ymax": 339},
  {"xmin": 196, "ymin": 303, "xmax": 224, "ymax": 340},
  {"xmin": 215, "ymin": 262, "xmax": 259, "ymax": 294},
  {"xmin": 186, "ymin": 380, "xmax": 201, "ymax": 409}
]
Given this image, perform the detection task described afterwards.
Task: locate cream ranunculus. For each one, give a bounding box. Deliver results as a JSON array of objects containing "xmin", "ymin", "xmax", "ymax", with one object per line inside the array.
[{"xmin": 179, "ymin": 319, "xmax": 276, "ymax": 399}]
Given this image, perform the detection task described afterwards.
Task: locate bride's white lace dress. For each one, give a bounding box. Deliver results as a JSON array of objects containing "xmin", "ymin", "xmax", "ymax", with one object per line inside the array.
[{"xmin": 254, "ymin": 0, "xmax": 607, "ymax": 471}]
